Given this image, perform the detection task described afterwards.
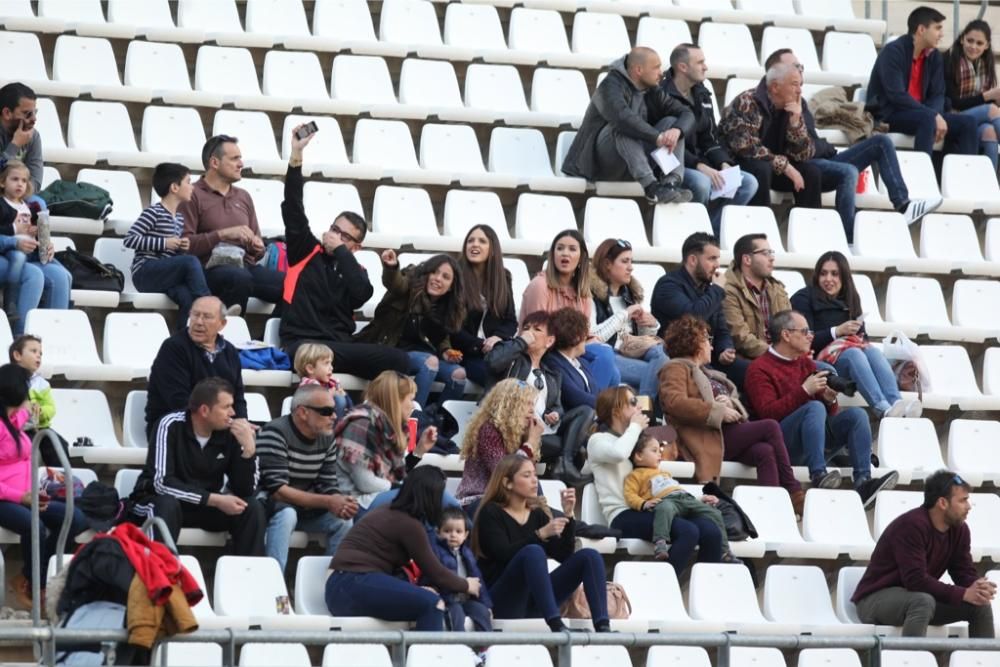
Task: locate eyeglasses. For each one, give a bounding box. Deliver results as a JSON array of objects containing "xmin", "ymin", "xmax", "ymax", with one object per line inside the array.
[
  {"xmin": 331, "ymin": 224, "xmax": 361, "ymax": 245},
  {"xmin": 615, "ymin": 239, "xmax": 632, "ymax": 250},
  {"xmin": 16, "ymin": 109, "xmax": 35, "ymax": 120},
  {"xmin": 531, "ymin": 369, "xmax": 545, "ymax": 391},
  {"xmin": 752, "ymin": 249, "xmax": 776, "ymax": 257},
  {"xmin": 793, "ymin": 63, "xmax": 804, "ymax": 72},
  {"xmin": 784, "ymin": 327, "xmax": 814, "ymax": 336},
  {"xmin": 301, "ymin": 404, "xmax": 337, "ymax": 417}
]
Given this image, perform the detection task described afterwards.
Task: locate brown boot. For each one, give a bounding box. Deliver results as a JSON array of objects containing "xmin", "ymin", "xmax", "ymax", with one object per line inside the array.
[{"xmin": 790, "ymin": 489, "xmax": 806, "ymax": 521}]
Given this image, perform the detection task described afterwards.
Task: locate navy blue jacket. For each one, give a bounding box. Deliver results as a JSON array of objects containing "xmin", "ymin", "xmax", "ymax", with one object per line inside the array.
[
  {"xmin": 651, "ymin": 267, "xmax": 734, "ymax": 361},
  {"xmin": 420, "ymin": 531, "xmax": 493, "ymax": 609},
  {"xmin": 865, "ymin": 35, "xmax": 946, "ymax": 119},
  {"xmin": 543, "ymin": 351, "xmax": 599, "ymax": 410}
]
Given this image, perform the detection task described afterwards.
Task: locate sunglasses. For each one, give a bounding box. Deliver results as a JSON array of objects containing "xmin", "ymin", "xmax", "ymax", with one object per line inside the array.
[
  {"xmin": 615, "ymin": 239, "xmax": 632, "ymax": 250},
  {"xmin": 301, "ymin": 404, "xmax": 337, "ymax": 417},
  {"xmin": 531, "ymin": 369, "xmax": 545, "ymax": 391}
]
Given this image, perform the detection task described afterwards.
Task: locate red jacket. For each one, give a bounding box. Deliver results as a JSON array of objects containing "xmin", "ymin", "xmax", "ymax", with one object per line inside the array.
[
  {"xmin": 94, "ymin": 523, "xmax": 202, "ymax": 606},
  {"xmin": 745, "ymin": 349, "xmax": 837, "ymax": 422}
]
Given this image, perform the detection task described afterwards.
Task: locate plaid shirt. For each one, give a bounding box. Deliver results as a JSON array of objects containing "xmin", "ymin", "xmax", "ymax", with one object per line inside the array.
[{"xmin": 746, "ymin": 279, "xmax": 771, "ymax": 343}]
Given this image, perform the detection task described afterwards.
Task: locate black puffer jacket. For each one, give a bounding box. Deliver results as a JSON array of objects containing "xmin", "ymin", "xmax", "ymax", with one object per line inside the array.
[{"xmin": 658, "ymin": 70, "xmax": 734, "ymax": 170}]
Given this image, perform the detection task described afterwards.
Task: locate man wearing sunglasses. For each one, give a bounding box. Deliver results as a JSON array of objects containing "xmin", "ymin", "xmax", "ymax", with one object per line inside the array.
[
  {"xmin": 0, "ymin": 82, "xmax": 42, "ymax": 194},
  {"xmin": 853, "ymin": 470, "xmax": 995, "ymax": 638},
  {"xmin": 278, "ymin": 126, "xmax": 409, "ymax": 379},
  {"xmin": 257, "ymin": 384, "xmax": 358, "ymax": 573}
]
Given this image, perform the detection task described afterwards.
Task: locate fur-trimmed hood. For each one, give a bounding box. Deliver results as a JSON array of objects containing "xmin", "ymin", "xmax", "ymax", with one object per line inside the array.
[{"xmin": 590, "ymin": 273, "xmax": 645, "ymax": 305}]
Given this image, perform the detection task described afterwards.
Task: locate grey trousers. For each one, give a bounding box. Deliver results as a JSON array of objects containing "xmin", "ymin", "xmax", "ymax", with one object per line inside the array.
[
  {"xmin": 594, "ymin": 116, "xmax": 685, "ymax": 188},
  {"xmin": 855, "ymin": 586, "xmax": 995, "ymax": 638}
]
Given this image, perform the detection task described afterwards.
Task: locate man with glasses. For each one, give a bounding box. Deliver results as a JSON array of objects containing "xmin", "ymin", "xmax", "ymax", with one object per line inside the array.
[
  {"xmin": 0, "ymin": 82, "xmax": 42, "ymax": 194},
  {"xmin": 278, "ymin": 125, "xmax": 409, "ymax": 379},
  {"xmin": 179, "ymin": 134, "xmax": 284, "ymax": 316},
  {"xmin": 745, "ymin": 310, "xmax": 897, "ymax": 506},
  {"xmin": 257, "ymin": 384, "xmax": 357, "ymax": 573},
  {"xmin": 722, "ymin": 234, "xmax": 790, "ymax": 361},
  {"xmin": 765, "ymin": 49, "xmax": 941, "ymax": 243},
  {"xmin": 853, "ymin": 469, "xmax": 995, "ymax": 638}
]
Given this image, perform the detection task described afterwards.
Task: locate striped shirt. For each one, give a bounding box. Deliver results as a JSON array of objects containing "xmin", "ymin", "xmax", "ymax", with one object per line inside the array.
[
  {"xmin": 256, "ymin": 415, "xmax": 340, "ymax": 496},
  {"xmin": 123, "ymin": 203, "xmax": 184, "ymax": 274}
]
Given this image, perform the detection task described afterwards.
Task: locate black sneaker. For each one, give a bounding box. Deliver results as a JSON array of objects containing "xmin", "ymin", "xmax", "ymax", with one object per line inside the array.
[
  {"xmin": 645, "ymin": 181, "xmax": 693, "ymax": 205},
  {"xmin": 811, "ymin": 469, "xmax": 842, "ymax": 489},
  {"xmin": 856, "ymin": 470, "xmax": 899, "ymax": 510}
]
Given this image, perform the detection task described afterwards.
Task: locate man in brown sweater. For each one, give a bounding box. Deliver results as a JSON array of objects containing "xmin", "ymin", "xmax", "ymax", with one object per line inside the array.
[
  {"xmin": 179, "ymin": 135, "xmax": 283, "ymax": 315},
  {"xmin": 852, "ymin": 470, "xmax": 995, "ymax": 637},
  {"xmin": 722, "ymin": 233, "xmax": 790, "ymax": 360}
]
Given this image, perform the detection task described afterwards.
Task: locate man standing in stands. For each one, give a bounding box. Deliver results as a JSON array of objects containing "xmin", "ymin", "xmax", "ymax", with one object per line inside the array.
[
  {"xmin": 562, "ymin": 46, "xmax": 695, "ymax": 204},
  {"xmin": 719, "ymin": 62, "xmax": 821, "ymax": 210},
  {"xmin": 865, "ymin": 6, "xmax": 978, "ymax": 158},
  {"xmin": 279, "ymin": 125, "xmax": 409, "ymax": 378},
  {"xmin": 651, "ymin": 232, "xmax": 748, "ymax": 387},
  {"xmin": 180, "ymin": 135, "xmax": 284, "ymax": 316},
  {"xmin": 853, "ymin": 470, "xmax": 995, "ymax": 637},
  {"xmin": 128, "ymin": 377, "xmax": 266, "ymax": 555},
  {"xmin": 660, "ymin": 44, "xmax": 758, "ymax": 233},
  {"xmin": 0, "ymin": 83, "xmax": 42, "ymax": 194},
  {"xmin": 258, "ymin": 384, "xmax": 357, "ymax": 573},
  {"xmin": 722, "ymin": 234, "xmax": 789, "ymax": 362},
  {"xmin": 145, "ymin": 295, "xmax": 248, "ymax": 437},
  {"xmin": 766, "ymin": 49, "xmax": 940, "ymax": 242}
]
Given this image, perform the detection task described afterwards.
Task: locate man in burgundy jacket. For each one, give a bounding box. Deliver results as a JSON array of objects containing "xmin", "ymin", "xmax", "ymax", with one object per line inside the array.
[
  {"xmin": 852, "ymin": 470, "xmax": 995, "ymax": 637},
  {"xmin": 744, "ymin": 310, "xmax": 897, "ymax": 507}
]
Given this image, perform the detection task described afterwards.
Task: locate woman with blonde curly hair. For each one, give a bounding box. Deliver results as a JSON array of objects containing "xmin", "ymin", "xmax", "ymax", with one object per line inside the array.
[{"xmin": 455, "ymin": 379, "xmax": 543, "ymax": 513}]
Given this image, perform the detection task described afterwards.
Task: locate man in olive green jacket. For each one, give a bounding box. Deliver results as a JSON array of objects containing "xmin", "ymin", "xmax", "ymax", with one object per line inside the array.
[{"xmin": 722, "ymin": 233, "xmax": 790, "ymax": 359}]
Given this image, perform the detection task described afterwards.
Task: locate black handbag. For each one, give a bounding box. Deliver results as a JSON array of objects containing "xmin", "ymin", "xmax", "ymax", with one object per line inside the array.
[
  {"xmin": 54, "ymin": 248, "xmax": 125, "ymax": 292},
  {"xmin": 702, "ymin": 481, "xmax": 758, "ymax": 542}
]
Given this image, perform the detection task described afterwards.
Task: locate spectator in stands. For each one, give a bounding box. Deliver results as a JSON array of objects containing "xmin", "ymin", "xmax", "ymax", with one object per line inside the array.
[
  {"xmin": 124, "ymin": 162, "xmax": 213, "ymax": 331},
  {"xmin": 0, "ymin": 160, "xmax": 32, "ymax": 324},
  {"xmin": 179, "ymin": 135, "xmax": 283, "ymax": 315},
  {"xmin": 293, "ymin": 343, "xmax": 351, "ymax": 421},
  {"xmin": 562, "ymin": 47, "xmax": 694, "ymax": 204},
  {"xmin": 456, "ymin": 378, "xmax": 542, "ymax": 512},
  {"xmin": 334, "ymin": 370, "xmax": 437, "ymax": 509},
  {"xmin": 722, "ymin": 234, "xmax": 790, "ymax": 361},
  {"xmin": 279, "ymin": 126, "xmax": 408, "ymax": 380},
  {"xmin": 0, "ymin": 363, "xmax": 86, "ymax": 609},
  {"xmin": 852, "ymin": 470, "xmax": 995, "ymax": 638},
  {"xmin": 767, "ymin": 49, "xmax": 940, "ymax": 241},
  {"xmin": 127, "ymin": 377, "xmax": 266, "ymax": 555},
  {"xmin": 590, "ymin": 238, "xmax": 667, "ymax": 405},
  {"xmin": 8, "ymin": 335, "xmax": 59, "ymax": 465},
  {"xmin": 356, "ymin": 250, "xmax": 466, "ymax": 410},
  {"xmin": 145, "ymin": 295, "xmax": 248, "ymax": 436},
  {"xmin": 544, "ymin": 308, "xmax": 603, "ymax": 412},
  {"xmin": 588, "ymin": 385, "xmax": 726, "ymax": 574},
  {"xmin": 652, "ymin": 232, "xmax": 747, "ymax": 387},
  {"xmin": 865, "ymin": 6, "xmax": 978, "ymax": 158},
  {"xmin": 485, "ymin": 312, "xmax": 594, "ymax": 486},
  {"xmin": 454, "ymin": 224, "xmax": 517, "ymax": 388},
  {"xmin": 472, "ymin": 454, "xmax": 610, "ymax": 632},
  {"xmin": 943, "ymin": 20, "xmax": 1000, "ymax": 173},
  {"xmin": 790, "ymin": 251, "xmax": 921, "ymax": 419},
  {"xmin": 520, "ymin": 229, "xmax": 619, "ymax": 390},
  {"xmin": 258, "ymin": 384, "xmax": 358, "ymax": 573},
  {"xmin": 744, "ymin": 309, "xmax": 898, "ymax": 507},
  {"xmin": 326, "ymin": 465, "xmax": 479, "ymax": 631},
  {"xmin": 421, "ymin": 506, "xmax": 493, "ymax": 631},
  {"xmin": 661, "ymin": 44, "xmax": 758, "ymax": 232},
  {"xmin": 659, "ymin": 315, "xmax": 804, "ymax": 516},
  {"xmin": 0, "ymin": 83, "xmax": 42, "ymax": 195}
]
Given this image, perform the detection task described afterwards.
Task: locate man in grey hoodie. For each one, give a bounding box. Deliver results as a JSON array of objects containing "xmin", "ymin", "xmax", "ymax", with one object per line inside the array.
[
  {"xmin": 0, "ymin": 83, "xmax": 42, "ymax": 193},
  {"xmin": 562, "ymin": 47, "xmax": 695, "ymax": 204}
]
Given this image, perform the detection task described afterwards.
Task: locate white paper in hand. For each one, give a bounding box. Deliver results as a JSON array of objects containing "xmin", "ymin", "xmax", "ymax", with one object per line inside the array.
[
  {"xmin": 709, "ymin": 165, "xmax": 743, "ymax": 201},
  {"xmin": 650, "ymin": 147, "xmax": 680, "ymax": 175}
]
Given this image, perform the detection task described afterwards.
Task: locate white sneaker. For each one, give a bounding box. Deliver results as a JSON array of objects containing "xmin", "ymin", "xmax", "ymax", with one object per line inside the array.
[
  {"xmin": 902, "ymin": 196, "xmax": 943, "ymax": 226},
  {"xmin": 903, "ymin": 398, "xmax": 923, "ymax": 418},
  {"xmin": 885, "ymin": 399, "xmax": 908, "ymax": 418}
]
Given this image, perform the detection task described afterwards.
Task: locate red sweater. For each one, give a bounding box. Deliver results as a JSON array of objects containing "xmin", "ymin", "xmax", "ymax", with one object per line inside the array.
[{"xmin": 745, "ymin": 349, "xmax": 837, "ymax": 421}]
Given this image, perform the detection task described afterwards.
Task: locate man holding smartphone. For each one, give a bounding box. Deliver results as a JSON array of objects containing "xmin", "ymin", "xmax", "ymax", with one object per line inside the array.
[{"xmin": 0, "ymin": 83, "xmax": 42, "ymax": 194}]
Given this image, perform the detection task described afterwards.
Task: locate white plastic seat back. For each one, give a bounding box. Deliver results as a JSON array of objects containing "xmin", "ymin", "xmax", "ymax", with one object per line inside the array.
[
  {"xmin": 379, "ymin": 0, "xmax": 443, "ymax": 48},
  {"xmin": 214, "ymin": 556, "xmax": 288, "ymax": 617},
  {"xmin": 212, "ymin": 110, "xmax": 280, "ymax": 162},
  {"xmin": 853, "ymin": 211, "xmax": 918, "ymax": 261},
  {"xmin": 947, "ymin": 651, "xmax": 1000, "ymax": 667},
  {"xmin": 372, "ymin": 186, "xmax": 438, "ymax": 237},
  {"xmin": 68, "ymin": 101, "xmax": 136, "ymax": 152},
  {"xmin": 53, "ymin": 35, "xmax": 121, "ymax": 87},
  {"xmin": 884, "ymin": 277, "xmax": 951, "ymax": 330},
  {"xmin": 652, "ymin": 203, "xmax": 713, "ymax": 253},
  {"xmin": 103, "ymin": 313, "xmax": 170, "ymax": 376},
  {"xmin": 123, "ymin": 390, "xmax": 148, "ymax": 449},
  {"xmin": 313, "ymin": 0, "xmax": 377, "ymax": 42},
  {"xmin": 39, "ymin": 0, "xmax": 104, "ymax": 22},
  {"xmin": 331, "ymin": 55, "xmax": 397, "ymax": 105},
  {"xmin": 764, "ymin": 565, "xmax": 844, "ymax": 626},
  {"xmin": 77, "ymin": 169, "xmax": 143, "ymax": 226},
  {"xmin": 303, "ymin": 182, "xmax": 366, "ymax": 239},
  {"xmin": 141, "ymin": 106, "xmax": 206, "ymax": 160},
  {"xmin": 882, "ymin": 151, "xmax": 940, "ymax": 200},
  {"xmin": 571, "ymin": 12, "xmax": 630, "ymax": 59},
  {"xmin": 514, "ymin": 193, "xmax": 576, "ymax": 242},
  {"xmin": 584, "ymin": 198, "xmax": 649, "ymax": 248},
  {"xmin": 293, "ymin": 555, "xmax": 331, "ymax": 615},
  {"xmin": 489, "ymin": 127, "xmax": 555, "ymax": 178},
  {"xmin": 787, "ymin": 208, "xmax": 850, "ymax": 257},
  {"xmin": 635, "ymin": 18, "xmax": 693, "ymax": 60},
  {"xmin": 570, "ymin": 647, "xmax": 631, "ymax": 667},
  {"xmin": 405, "ymin": 645, "xmax": 478, "ymax": 667},
  {"xmin": 178, "ymin": 0, "xmax": 243, "ymax": 32},
  {"xmin": 953, "ymin": 280, "xmax": 1000, "ymax": 331},
  {"xmin": 823, "ymin": 31, "xmax": 877, "ymax": 80},
  {"xmin": 689, "ymin": 562, "xmax": 767, "ymax": 623},
  {"xmin": 720, "ymin": 206, "xmax": 785, "ymax": 252},
  {"xmin": 948, "ymin": 419, "xmax": 1000, "ymax": 481},
  {"xmin": 877, "ymin": 418, "xmax": 946, "ymax": 483},
  {"xmin": 154, "ymin": 642, "xmax": 223, "ymax": 666},
  {"xmin": 240, "ymin": 178, "xmax": 285, "ymax": 237},
  {"xmin": 802, "ymin": 489, "xmax": 875, "ymax": 552},
  {"xmin": 919, "ymin": 345, "xmax": 981, "ymax": 397},
  {"xmin": 245, "ymin": 0, "xmax": 310, "ymax": 37},
  {"xmin": 108, "ymin": 0, "xmax": 174, "ymax": 28},
  {"xmin": 50, "ymin": 389, "xmax": 121, "ymax": 448},
  {"xmin": 630, "ymin": 265, "xmax": 664, "ymax": 310},
  {"xmin": 0, "ymin": 31, "xmax": 47, "ymax": 84},
  {"xmin": 195, "ymin": 46, "xmax": 261, "ymax": 96},
  {"xmin": 613, "ymin": 561, "xmax": 691, "ymax": 623},
  {"xmin": 835, "ymin": 566, "xmax": 867, "ymax": 624},
  {"xmin": 508, "ymin": 7, "xmax": 569, "ymax": 54},
  {"xmin": 732, "ymin": 485, "xmax": 807, "ymax": 545},
  {"xmin": 240, "ymin": 644, "xmax": 310, "ymax": 667},
  {"xmin": 353, "ymin": 119, "xmax": 420, "ymax": 170},
  {"xmin": 773, "ymin": 270, "xmax": 805, "ymax": 295},
  {"xmin": 483, "ymin": 645, "xmax": 552, "ymax": 667},
  {"xmin": 443, "ymin": 3, "xmax": 506, "ymax": 51},
  {"xmin": 919, "ymin": 214, "xmax": 983, "ymax": 263},
  {"xmin": 879, "ymin": 651, "xmax": 937, "ymax": 667},
  {"xmin": 26, "ymin": 309, "xmax": 105, "ymax": 373},
  {"xmin": 798, "ymin": 649, "xmax": 862, "ymax": 667},
  {"xmin": 760, "ymin": 27, "xmax": 820, "ymax": 71},
  {"xmin": 465, "ymin": 64, "xmax": 529, "ymax": 114},
  {"xmin": 873, "ymin": 490, "xmax": 923, "ymax": 539},
  {"xmin": 280, "ymin": 115, "xmax": 350, "ymax": 167},
  {"xmin": 531, "ymin": 68, "xmax": 590, "ymax": 118},
  {"xmin": 263, "ymin": 51, "xmax": 329, "ymax": 101},
  {"xmin": 125, "ymin": 42, "xmax": 193, "ymax": 93},
  {"xmin": 443, "ymin": 191, "xmax": 509, "ymax": 240},
  {"xmin": 942, "ymin": 154, "xmax": 1000, "ymax": 204},
  {"xmin": 732, "ymin": 648, "xmax": 787, "ymax": 667},
  {"xmin": 646, "ymin": 646, "xmax": 712, "ymax": 667},
  {"xmin": 322, "ymin": 644, "xmax": 393, "ymax": 667},
  {"xmin": 399, "ymin": 59, "xmax": 463, "ymax": 109},
  {"xmin": 698, "ymin": 23, "xmax": 760, "ymax": 75},
  {"xmin": 420, "ymin": 124, "xmax": 485, "ymax": 174}
]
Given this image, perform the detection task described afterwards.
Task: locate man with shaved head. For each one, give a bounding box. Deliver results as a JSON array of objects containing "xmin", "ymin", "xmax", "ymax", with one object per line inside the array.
[
  {"xmin": 562, "ymin": 46, "xmax": 695, "ymax": 204},
  {"xmin": 145, "ymin": 295, "xmax": 248, "ymax": 437}
]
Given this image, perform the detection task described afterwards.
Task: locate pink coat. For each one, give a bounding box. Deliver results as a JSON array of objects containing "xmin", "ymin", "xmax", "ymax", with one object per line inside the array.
[{"xmin": 0, "ymin": 409, "xmax": 33, "ymax": 503}]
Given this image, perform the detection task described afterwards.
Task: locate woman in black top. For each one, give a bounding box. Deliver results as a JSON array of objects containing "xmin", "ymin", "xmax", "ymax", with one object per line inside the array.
[
  {"xmin": 790, "ymin": 251, "xmax": 921, "ymax": 419},
  {"xmin": 943, "ymin": 20, "xmax": 1000, "ymax": 173},
  {"xmin": 471, "ymin": 454, "xmax": 610, "ymax": 632},
  {"xmin": 454, "ymin": 225, "xmax": 517, "ymax": 387}
]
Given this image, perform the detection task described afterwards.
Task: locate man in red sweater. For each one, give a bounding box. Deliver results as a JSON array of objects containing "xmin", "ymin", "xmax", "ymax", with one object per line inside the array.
[
  {"xmin": 745, "ymin": 310, "xmax": 897, "ymax": 507},
  {"xmin": 852, "ymin": 470, "xmax": 995, "ymax": 637}
]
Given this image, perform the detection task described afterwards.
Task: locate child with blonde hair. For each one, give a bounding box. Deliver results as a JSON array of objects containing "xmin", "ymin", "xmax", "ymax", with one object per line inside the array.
[
  {"xmin": 0, "ymin": 161, "xmax": 35, "ymax": 324},
  {"xmin": 294, "ymin": 342, "xmax": 351, "ymax": 419}
]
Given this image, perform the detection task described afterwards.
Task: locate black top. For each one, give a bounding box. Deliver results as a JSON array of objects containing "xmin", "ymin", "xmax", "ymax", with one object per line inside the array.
[
  {"xmin": 451, "ymin": 271, "xmax": 518, "ymax": 358},
  {"xmin": 659, "ymin": 71, "xmax": 734, "ymax": 169},
  {"xmin": 790, "ymin": 286, "xmax": 860, "ymax": 355},
  {"xmin": 474, "ymin": 502, "xmax": 575, "ymax": 585},
  {"xmin": 651, "ymin": 267, "xmax": 734, "ymax": 361},
  {"xmin": 942, "ymin": 49, "xmax": 992, "ymax": 112}
]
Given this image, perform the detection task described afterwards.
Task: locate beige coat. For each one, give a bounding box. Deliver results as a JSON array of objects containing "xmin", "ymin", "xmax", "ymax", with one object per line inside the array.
[{"xmin": 722, "ymin": 267, "xmax": 790, "ymax": 360}]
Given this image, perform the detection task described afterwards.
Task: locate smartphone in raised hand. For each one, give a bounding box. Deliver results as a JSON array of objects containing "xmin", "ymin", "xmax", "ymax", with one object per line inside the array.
[{"xmin": 294, "ymin": 121, "xmax": 319, "ymax": 140}]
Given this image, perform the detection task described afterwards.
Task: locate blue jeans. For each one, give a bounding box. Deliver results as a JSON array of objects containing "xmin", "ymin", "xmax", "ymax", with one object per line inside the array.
[
  {"xmin": 2, "ymin": 248, "xmax": 26, "ymax": 314},
  {"xmin": 613, "ymin": 345, "xmax": 668, "ymax": 402},
  {"xmin": 834, "ymin": 346, "xmax": 900, "ymax": 415},
  {"xmin": 33, "ymin": 260, "xmax": 71, "ymax": 310},
  {"xmin": 265, "ymin": 503, "xmax": 352, "ymax": 573},
  {"xmin": 683, "ymin": 168, "xmax": 759, "ymax": 235},
  {"xmin": 2, "ymin": 260, "xmax": 71, "ymax": 334},
  {"xmin": 961, "ymin": 103, "xmax": 1000, "ymax": 171},
  {"xmin": 884, "ymin": 108, "xmax": 979, "ymax": 156},
  {"xmin": 0, "ymin": 499, "xmax": 87, "ymax": 585},
  {"xmin": 325, "ymin": 570, "xmax": 445, "ymax": 630},
  {"xmin": 488, "ymin": 544, "xmax": 608, "ymax": 625},
  {"xmin": 583, "ymin": 342, "xmax": 620, "ymax": 391},
  {"xmin": 609, "ymin": 510, "xmax": 723, "ymax": 575},
  {"xmin": 812, "ymin": 135, "xmax": 908, "ymax": 242},
  {"xmin": 133, "ymin": 255, "xmax": 211, "ymax": 330},
  {"xmin": 779, "ymin": 401, "xmax": 872, "ymax": 484},
  {"xmin": 407, "ymin": 350, "xmax": 466, "ymax": 409}
]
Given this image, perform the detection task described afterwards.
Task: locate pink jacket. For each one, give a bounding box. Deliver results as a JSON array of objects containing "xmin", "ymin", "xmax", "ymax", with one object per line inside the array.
[
  {"xmin": 518, "ymin": 274, "xmax": 592, "ymax": 324},
  {"xmin": 0, "ymin": 409, "xmax": 33, "ymax": 503}
]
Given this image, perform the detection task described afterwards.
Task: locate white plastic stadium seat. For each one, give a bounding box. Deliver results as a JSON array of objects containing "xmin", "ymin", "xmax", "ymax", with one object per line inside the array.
[
  {"xmin": 885, "ymin": 276, "xmax": 975, "ymax": 342},
  {"xmin": 613, "ymin": 561, "xmax": 724, "ymax": 633},
  {"xmin": 330, "ymin": 54, "xmax": 398, "ymax": 113},
  {"xmin": 353, "ymin": 118, "xmax": 450, "ymax": 185},
  {"xmin": 877, "ymin": 418, "xmax": 946, "ymax": 485},
  {"xmin": 786, "ymin": 208, "xmax": 872, "ymax": 268},
  {"xmin": 0, "ymin": 30, "xmax": 79, "ymax": 98},
  {"xmin": 879, "ymin": 652, "xmax": 937, "ymax": 667},
  {"xmin": 635, "ymin": 18, "xmax": 693, "ymax": 61},
  {"xmin": 764, "ymin": 565, "xmax": 872, "ymax": 634},
  {"xmin": 508, "ymin": 8, "xmax": 569, "ymax": 61},
  {"xmin": 732, "ymin": 485, "xmax": 841, "ymax": 559},
  {"xmin": 948, "ymin": 419, "xmax": 1000, "ymax": 485},
  {"xmin": 123, "ymin": 390, "xmax": 148, "ymax": 449},
  {"xmin": 942, "ymin": 155, "xmax": 1000, "ymax": 214},
  {"xmin": 652, "ymin": 204, "xmax": 713, "ymax": 262},
  {"xmin": 212, "ymin": 110, "xmax": 285, "ymax": 175},
  {"xmin": 530, "ymin": 68, "xmax": 589, "ymax": 125},
  {"xmin": 921, "ymin": 214, "xmax": 1000, "ymax": 276},
  {"xmin": 240, "ymin": 644, "xmax": 311, "ymax": 667},
  {"xmin": 25, "ymin": 310, "xmax": 131, "ymax": 381},
  {"xmin": 443, "ymin": 191, "xmax": 510, "ymax": 242},
  {"xmin": 53, "ymin": 35, "xmax": 148, "ymax": 103},
  {"xmin": 245, "ymin": 0, "xmax": 310, "ymax": 39},
  {"xmin": 571, "ymin": 12, "xmax": 630, "ymax": 61},
  {"xmin": 918, "ymin": 345, "xmax": 1000, "ymax": 411},
  {"xmin": 102, "ymin": 313, "xmax": 170, "ymax": 379},
  {"xmin": 34, "ymin": 97, "xmax": 96, "ymax": 165},
  {"xmin": 947, "ymin": 652, "xmax": 1000, "ymax": 667},
  {"xmin": 240, "ymin": 178, "xmax": 286, "ymax": 238},
  {"xmin": 93, "ymin": 237, "xmax": 176, "ymax": 311},
  {"xmin": 822, "ymin": 32, "xmax": 877, "ymax": 85},
  {"xmin": 51, "ymin": 389, "xmax": 129, "ymax": 463},
  {"xmin": 873, "ymin": 490, "xmax": 923, "ymax": 540},
  {"xmin": 154, "ymin": 642, "xmax": 223, "ymax": 666},
  {"xmin": 731, "ymin": 648, "xmax": 787, "ymax": 667},
  {"xmin": 262, "ymin": 51, "xmax": 330, "ymax": 107},
  {"xmin": 311, "ymin": 0, "xmax": 380, "ymax": 48},
  {"xmin": 294, "ymin": 555, "xmax": 408, "ymax": 630},
  {"xmin": 798, "ymin": 649, "xmax": 862, "ymax": 667},
  {"xmin": 801, "ymin": 489, "xmax": 875, "ymax": 559},
  {"xmin": 216, "ymin": 556, "xmax": 330, "ymax": 630},
  {"xmin": 379, "ymin": 0, "xmax": 451, "ymax": 58},
  {"xmin": 178, "ymin": 0, "xmax": 261, "ymax": 47},
  {"xmin": 584, "ymin": 198, "xmax": 650, "ymax": 249},
  {"xmin": 405, "ymin": 645, "xmax": 477, "ymax": 667},
  {"xmin": 370, "ymin": 186, "xmax": 439, "ymax": 247},
  {"xmin": 689, "ymin": 562, "xmax": 796, "ymax": 633},
  {"xmin": 76, "ymin": 168, "xmax": 143, "ymax": 236},
  {"xmin": 514, "ymin": 193, "xmax": 577, "ymax": 252},
  {"xmin": 465, "ymin": 64, "xmax": 541, "ymax": 126},
  {"xmin": 303, "ymin": 182, "xmax": 366, "ymax": 239},
  {"xmin": 322, "ymin": 644, "xmax": 393, "ymax": 667},
  {"xmin": 399, "ymin": 59, "xmax": 488, "ymax": 124},
  {"xmin": 570, "ymin": 647, "xmax": 631, "ymax": 667},
  {"xmin": 967, "ymin": 493, "xmax": 1000, "ymax": 561},
  {"xmin": 483, "ymin": 646, "xmax": 552, "ymax": 667},
  {"xmin": 645, "ymin": 646, "xmax": 712, "ymax": 667},
  {"xmin": 720, "ymin": 206, "xmax": 811, "ymax": 268},
  {"xmin": 140, "ymin": 106, "xmax": 206, "ymax": 171},
  {"xmin": 68, "ymin": 100, "xmax": 155, "ymax": 167},
  {"xmin": 490, "ymin": 128, "xmax": 584, "ymax": 193},
  {"xmin": 853, "ymin": 211, "xmax": 943, "ymax": 277},
  {"xmin": 196, "ymin": 45, "xmax": 288, "ymax": 111},
  {"xmin": 443, "ymin": 3, "xmax": 513, "ymax": 65},
  {"xmin": 698, "ymin": 23, "xmax": 763, "ymax": 79}
]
